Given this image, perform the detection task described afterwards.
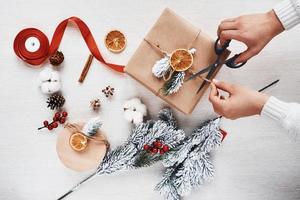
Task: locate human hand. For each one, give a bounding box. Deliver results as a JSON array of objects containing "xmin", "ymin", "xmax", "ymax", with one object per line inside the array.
[
  {"xmin": 209, "ymin": 80, "xmax": 269, "ymax": 119},
  {"xmin": 218, "ymin": 10, "xmax": 284, "ymax": 63}
]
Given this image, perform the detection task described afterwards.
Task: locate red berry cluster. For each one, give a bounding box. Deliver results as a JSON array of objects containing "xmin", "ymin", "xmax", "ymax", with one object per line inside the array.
[
  {"xmin": 143, "ymin": 140, "xmax": 170, "ymax": 155},
  {"xmin": 38, "ymin": 111, "xmax": 68, "ymax": 131}
]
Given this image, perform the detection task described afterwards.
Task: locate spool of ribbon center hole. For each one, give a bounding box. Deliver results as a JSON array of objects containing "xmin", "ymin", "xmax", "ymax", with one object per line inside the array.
[{"xmin": 13, "ymin": 28, "xmax": 49, "ymax": 67}]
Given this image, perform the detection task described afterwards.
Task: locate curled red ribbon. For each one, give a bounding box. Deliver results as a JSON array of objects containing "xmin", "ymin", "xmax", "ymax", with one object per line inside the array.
[
  {"xmin": 13, "ymin": 16, "xmax": 124, "ymax": 73},
  {"xmin": 220, "ymin": 128, "xmax": 227, "ymax": 142}
]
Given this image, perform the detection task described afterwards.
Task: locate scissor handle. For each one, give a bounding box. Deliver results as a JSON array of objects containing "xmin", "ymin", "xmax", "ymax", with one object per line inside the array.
[
  {"xmin": 214, "ymin": 38, "xmax": 231, "ymax": 55},
  {"xmin": 225, "ymin": 54, "xmax": 247, "ymax": 68}
]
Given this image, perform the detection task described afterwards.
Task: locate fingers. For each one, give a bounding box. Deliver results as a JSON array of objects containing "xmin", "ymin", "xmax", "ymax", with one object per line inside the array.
[
  {"xmin": 212, "ymin": 79, "xmax": 235, "ymax": 93},
  {"xmin": 209, "ymin": 83, "xmax": 222, "ymax": 104},
  {"xmin": 210, "ymin": 82, "xmax": 218, "ymax": 95},
  {"xmin": 221, "ymin": 17, "xmax": 237, "ymax": 23},
  {"xmin": 209, "ymin": 83, "xmax": 224, "ymax": 107},
  {"xmin": 219, "ymin": 30, "xmax": 243, "ymax": 46},
  {"xmin": 217, "ymin": 21, "xmax": 237, "ymax": 37},
  {"xmin": 209, "ymin": 83, "xmax": 228, "ymax": 117}
]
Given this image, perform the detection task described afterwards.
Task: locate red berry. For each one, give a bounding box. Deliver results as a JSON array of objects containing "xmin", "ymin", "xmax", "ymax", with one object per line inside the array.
[
  {"xmin": 62, "ymin": 111, "xmax": 68, "ymax": 117},
  {"xmin": 53, "ymin": 116, "xmax": 59, "ymax": 121},
  {"xmin": 153, "ymin": 141, "xmax": 158, "ymax": 147},
  {"xmin": 43, "ymin": 120, "xmax": 49, "ymax": 126},
  {"xmin": 48, "ymin": 124, "xmax": 53, "ymax": 130},
  {"xmin": 159, "ymin": 149, "xmax": 165, "ymax": 155},
  {"xmin": 55, "ymin": 112, "xmax": 61, "ymax": 118},
  {"xmin": 155, "ymin": 141, "xmax": 163, "ymax": 148},
  {"xmin": 52, "ymin": 122, "xmax": 58, "ymax": 128},
  {"xmin": 59, "ymin": 117, "xmax": 66, "ymax": 124},
  {"xmin": 151, "ymin": 148, "xmax": 158, "ymax": 154},
  {"xmin": 163, "ymin": 145, "xmax": 170, "ymax": 152},
  {"xmin": 143, "ymin": 144, "xmax": 150, "ymax": 151}
]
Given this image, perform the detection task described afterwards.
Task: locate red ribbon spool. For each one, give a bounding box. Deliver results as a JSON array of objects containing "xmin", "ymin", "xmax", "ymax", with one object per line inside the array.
[
  {"xmin": 13, "ymin": 17, "xmax": 124, "ymax": 72},
  {"xmin": 14, "ymin": 28, "xmax": 49, "ymax": 66}
]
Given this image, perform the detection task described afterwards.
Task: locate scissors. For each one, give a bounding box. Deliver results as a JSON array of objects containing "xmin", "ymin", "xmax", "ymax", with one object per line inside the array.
[{"xmin": 185, "ymin": 38, "xmax": 247, "ymax": 93}]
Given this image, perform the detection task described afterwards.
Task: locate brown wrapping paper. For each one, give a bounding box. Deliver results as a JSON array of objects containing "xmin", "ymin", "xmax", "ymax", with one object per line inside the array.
[{"xmin": 125, "ymin": 8, "xmax": 229, "ymax": 114}]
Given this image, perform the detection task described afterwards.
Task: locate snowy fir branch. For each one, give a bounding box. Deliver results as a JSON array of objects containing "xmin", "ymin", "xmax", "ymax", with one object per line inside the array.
[
  {"xmin": 96, "ymin": 108, "xmax": 185, "ymax": 175},
  {"xmin": 156, "ymin": 118, "xmax": 222, "ymax": 200},
  {"xmin": 59, "ymin": 109, "xmax": 224, "ymax": 200},
  {"xmin": 152, "ymin": 56, "xmax": 171, "ymax": 78},
  {"xmin": 82, "ymin": 117, "xmax": 102, "ymax": 137},
  {"xmin": 162, "ymin": 72, "xmax": 185, "ymax": 95}
]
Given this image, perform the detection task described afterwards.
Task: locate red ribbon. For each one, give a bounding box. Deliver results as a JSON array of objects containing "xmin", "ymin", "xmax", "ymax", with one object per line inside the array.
[
  {"xmin": 13, "ymin": 28, "xmax": 49, "ymax": 66},
  {"xmin": 220, "ymin": 128, "xmax": 227, "ymax": 142},
  {"xmin": 13, "ymin": 16, "xmax": 124, "ymax": 73}
]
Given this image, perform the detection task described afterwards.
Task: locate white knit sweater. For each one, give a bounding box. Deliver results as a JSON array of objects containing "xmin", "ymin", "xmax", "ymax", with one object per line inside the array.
[
  {"xmin": 260, "ymin": 0, "xmax": 300, "ymax": 136},
  {"xmin": 273, "ymin": 0, "xmax": 300, "ymax": 29}
]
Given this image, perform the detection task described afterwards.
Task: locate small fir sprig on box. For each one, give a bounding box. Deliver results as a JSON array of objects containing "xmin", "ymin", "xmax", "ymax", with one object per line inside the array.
[{"xmin": 161, "ymin": 72, "xmax": 185, "ymax": 95}]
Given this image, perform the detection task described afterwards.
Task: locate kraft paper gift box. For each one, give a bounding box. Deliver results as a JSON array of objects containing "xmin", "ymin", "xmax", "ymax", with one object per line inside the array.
[{"xmin": 125, "ymin": 8, "xmax": 229, "ymax": 114}]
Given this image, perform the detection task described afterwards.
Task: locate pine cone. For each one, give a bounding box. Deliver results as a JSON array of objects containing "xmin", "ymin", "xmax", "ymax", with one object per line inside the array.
[
  {"xmin": 47, "ymin": 93, "xmax": 65, "ymax": 110},
  {"xmin": 49, "ymin": 51, "xmax": 64, "ymax": 66}
]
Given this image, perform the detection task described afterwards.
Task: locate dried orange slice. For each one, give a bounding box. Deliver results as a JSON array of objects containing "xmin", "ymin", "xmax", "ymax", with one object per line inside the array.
[
  {"xmin": 69, "ymin": 132, "xmax": 88, "ymax": 152},
  {"xmin": 105, "ymin": 30, "xmax": 126, "ymax": 53},
  {"xmin": 169, "ymin": 49, "xmax": 193, "ymax": 72}
]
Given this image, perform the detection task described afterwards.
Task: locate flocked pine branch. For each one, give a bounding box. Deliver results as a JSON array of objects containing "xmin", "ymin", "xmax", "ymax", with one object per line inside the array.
[
  {"xmin": 82, "ymin": 117, "xmax": 102, "ymax": 137},
  {"xmin": 158, "ymin": 107, "xmax": 178, "ymax": 128},
  {"xmin": 155, "ymin": 118, "xmax": 222, "ymax": 200},
  {"xmin": 58, "ymin": 109, "xmax": 223, "ymax": 200},
  {"xmin": 162, "ymin": 118, "xmax": 221, "ymax": 167},
  {"xmin": 96, "ymin": 108, "xmax": 185, "ymax": 174},
  {"xmin": 162, "ymin": 72, "xmax": 185, "ymax": 95},
  {"xmin": 152, "ymin": 56, "xmax": 171, "ymax": 78},
  {"xmin": 155, "ymin": 168, "xmax": 180, "ymax": 200}
]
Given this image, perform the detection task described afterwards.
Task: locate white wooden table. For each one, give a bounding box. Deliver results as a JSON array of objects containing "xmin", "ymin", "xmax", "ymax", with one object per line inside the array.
[{"xmin": 1, "ymin": 0, "xmax": 300, "ymax": 199}]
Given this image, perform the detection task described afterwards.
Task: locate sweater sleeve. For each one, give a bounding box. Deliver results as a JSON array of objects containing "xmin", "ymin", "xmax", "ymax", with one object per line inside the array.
[
  {"xmin": 261, "ymin": 96, "xmax": 300, "ymax": 137},
  {"xmin": 273, "ymin": 0, "xmax": 300, "ymax": 30}
]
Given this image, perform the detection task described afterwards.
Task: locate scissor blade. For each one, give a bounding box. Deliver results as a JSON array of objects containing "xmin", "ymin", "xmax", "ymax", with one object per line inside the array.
[
  {"xmin": 196, "ymin": 80, "xmax": 207, "ymax": 93},
  {"xmin": 185, "ymin": 65, "xmax": 213, "ymax": 82},
  {"xmin": 196, "ymin": 65, "xmax": 218, "ymax": 93}
]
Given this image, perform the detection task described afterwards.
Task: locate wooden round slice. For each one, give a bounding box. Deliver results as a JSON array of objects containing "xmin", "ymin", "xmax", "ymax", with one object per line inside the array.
[
  {"xmin": 105, "ymin": 30, "xmax": 126, "ymax": 53},
  {"xmin": 56, "ymin": 123, "xmax": 108, "ymax": 172},
  {"xmin": 169, "ymin": 49, "xmax": 193, "ymax": 72}
]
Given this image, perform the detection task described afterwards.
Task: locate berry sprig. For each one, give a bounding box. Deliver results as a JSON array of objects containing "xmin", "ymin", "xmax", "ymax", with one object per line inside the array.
[
  {"xmin": 143, "ymin": 139, "xmax": 170, "ymax": 155},
  {"xmin": 38, "ymin": 111, "xmax": 68, "ymax": 131}
]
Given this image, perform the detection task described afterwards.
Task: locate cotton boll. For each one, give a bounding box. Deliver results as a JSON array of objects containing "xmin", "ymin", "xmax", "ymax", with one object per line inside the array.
[
  {"xmin": 40, "ymin": 81, "xmax": 61, "ymax": 94},
  {"xmin": 38, "ymin": 67, "xmax": 61, "ymax": 94},
  {"xmin": 123, "ymin": 101, "xmax": 132, "ymax": 110},
  {"xmin": 124, "ymin": 110, "xmax": 135, "ymax": 123},
  {"xmin": 51, "ymin": 71, "xmax": 60, "ymax": 82},
  {"xmin": 123, "ymin": 98, "xmax": 147, "ymax": 124},
  {"xmin": 48, "ymin": 82, "xmax": 61, "ymax": 94},
  {"xmin": 41, "ymin": 82, "xmax": 52, "ymax": 94},
  {"xmin": 132, "ymin": 112, "xmax": 143, "ymax": 125},
  {"xmin": 38, "ymin": 67, "xmax": 53, "ymax": 82},
  {"xmin": 135, "ymin": 104, "xmax": 147, "ymax": 116}
]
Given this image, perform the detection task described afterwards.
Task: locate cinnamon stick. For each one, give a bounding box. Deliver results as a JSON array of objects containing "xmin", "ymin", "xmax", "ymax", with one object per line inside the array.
[{"xmin": 78, "ymin": 54, "xmax": 94, "ymax": 83}]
